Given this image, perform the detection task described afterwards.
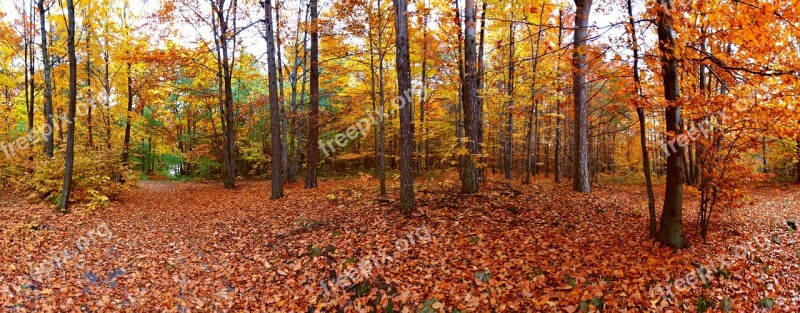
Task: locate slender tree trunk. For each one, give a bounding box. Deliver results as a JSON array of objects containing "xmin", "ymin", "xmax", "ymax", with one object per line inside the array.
[
  {"xmin": 656, "ymin": 0, "xmax": 686, "ymax": 248},
  {"xmin": 38, "ymin": 0, "xmax": 54, "ymax": 157},
  {"xmin": 122, "ymin": 62, "xmax": 133, "ymax": 166},
  {"xmin": 377, "ymin": 0, "xmax": 387, "ymax": 197},
  {"xmin": 571, "ymin": 0, "xmax": 592, "ymax": 193},
  {"xmin": 417, "ymin": 13, "xmax": 428, "ymax": 172},
  {"xmin": 394, "ymin": 0, "xmax": 414, "ymax": 213},
  {"xmin": 627, "ymin": 0, "xmax": 657, "ymax": 238},
  {"xmin": 504, "ymin": 20, "xmax": 515, "ymax": 180},
  {"xmin": 476, "ymin": 1, "xmax": 487, "ymax": 181},
  {"xmin": 454, "ymin": 0, "xmax": 465, "ymax": 178},
  {"xmin": 265, "ymin": 0, "xmax": 284, "ymax": 199},
  {"xmin": 305, "ymin": 0, "xmax": 319, "ymax": 188},
  {"xmin": 524, "ymin": 4, "xmax": 545, "ymax": 184},
  {"xmin": 275, "ymin": 1, "xmax": 288, "ymax": 183},
  {"xmin": 82, "ymin": 8, "xmax": 93, "ymax": 149},
  {"xmin": 554, "ymin": 9, "xmax": 563, "ymax": 183},
  {"xmin": 288, "ymin": 4, "xmax": 308, "ymax": 183},
  {"xmin": 58, "ymin": 0, "xmax": 77, "ymax": 212}
]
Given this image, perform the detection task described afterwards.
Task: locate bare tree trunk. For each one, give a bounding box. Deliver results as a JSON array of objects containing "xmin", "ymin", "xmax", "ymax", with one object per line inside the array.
[
  {"xmin": 275, "ymin": 0, "xmax": 288, "ymax": 183},
  {"xmin": 571, "ymin": 0, "xmax": 591, "ymax": 193},
  {"xmin": 38, "ymin": 0, "xmax": 54, "ymax": 157},
  {"xmin": 417, "ymin": 13, "xmax": 428, "ymax": 172},
  {"xmin": 122, "ymin": 61, "xmax": 133, "ymax": 166},
  {"xmin": 58, "ymin": 0, "xmax": 77, "ymax": 212},
  {"xmin": 554, "ymin": 9, "xmax": 563, "ymax": 183},
  {"xmin": 461, "ymin": 0, "xmax": 481, "ymax": 194},
  {"xmin": 305, "ymin": 0, "xmax": 319, "ymax": 188},
  {"xmin": 394, "ymin": 0, "xmax": 414, "ymax": 213},
  {"xmin": 504, "ymin": 19, "xmax": 515, "ymax": 180},
  {"xmin": 288, "ymin": 4, "xmax": 307, "ymax": 183},
  {"xmin": 627, "ymin": 0, "xmax": 657, "ymax": 238},
  {"xmin": 85, "ymin": 7, "xmax": 93, "ymax": 149},
  {"xmin": 476, "ymin": 1, "xmax": 487, "ymax": 181},
  {"xmin": 656, "ymin": 0, "xmax": 686, "ymax": 248},
  {"xmin": 265, "ymin": 0, "xmax": 284, "ymax": 199},
  {"xmin": 454, "ymin": 0, "xmax": 465, "ymax": 178},
  {"xmin": 524, "ymin": 3, "xmax": 545, "ymax": 184},
  {"xmin": 377, "ymin": 0, "xmax": 387, "ymax": 197}
]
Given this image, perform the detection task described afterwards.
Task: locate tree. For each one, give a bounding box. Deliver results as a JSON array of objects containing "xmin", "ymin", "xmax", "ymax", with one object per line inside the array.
[
  {"xmin": 305, "ymin": 0, "xmax": 319, "ymax": 189},
  {"xmin": 460, "ymin": 0, "xmax": 481, "ymax": 194},
  {"xmin": 37, "ymin": 0, "xmax": 54, "ymax": 157},
  {"xmin": 571, "ymin": 0, "xmax": 591, "ymax": 193},
  {"xmin": 58, "ymin": 0, "xmax": 78, "ymax": 212},
  {"xmin": 656, "ymin": 0, "xmax": 686, "ymax": 248},
  {"xmin": 627, "ymin": 0, "xmax": 657, "ymax": 238},
  {"xmin": 265, "ymin": 0, "xmax": 284, "ymax": 199},
  {"xmin": 394, "ymin": 0, "xmax": 414, "ymax": 213},
  {"xmin": 504, "ymin": 18, "xmax": 514, "ymax": 181}
]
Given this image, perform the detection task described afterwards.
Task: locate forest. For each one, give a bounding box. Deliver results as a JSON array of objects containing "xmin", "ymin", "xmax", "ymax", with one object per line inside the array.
[{"xmin": 1, "ymin": 0, "xmax": 799, "ymax": 311}]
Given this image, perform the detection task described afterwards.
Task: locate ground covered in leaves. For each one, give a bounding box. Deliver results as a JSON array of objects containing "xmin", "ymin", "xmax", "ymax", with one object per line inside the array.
[{"xmin": 0, "ymin": 174, "xmax": 799, "ymax": 312}]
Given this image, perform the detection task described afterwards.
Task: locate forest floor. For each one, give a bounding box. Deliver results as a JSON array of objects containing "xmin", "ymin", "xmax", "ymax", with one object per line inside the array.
[{"xmin": 0, "ymin": 174, "xmax": 799, "ymax": 312}]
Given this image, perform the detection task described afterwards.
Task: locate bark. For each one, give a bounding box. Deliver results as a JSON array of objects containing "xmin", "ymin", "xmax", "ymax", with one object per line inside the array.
[
  {"xmin": 571, "ymin": 0, "xmax": 591, "ymax": 193},
  {"xmin": 85, "ymin": 8, "xmax": 93, "ymax": 149},
  {"xmin": 476, "ymin": 1, "xmax": 487, "ymax": 180},
  {"xmin": 288, "ymin": 4, "xmax": 308, "ymax": 183},
  {"xmin": 122, "ymin": 62, "xmax": 133, "ymax": 166},
  {"xmin": 416, "ymin": 13, "xmax": 428, "ymax": 172},
  {"xmin": 461, "ymin": 0, "xmax": 481, "ymax": 194},
  {"xmin": 265, "ymin": 0, "xmax": 284, "ymax": 199},
  {"xmin": 305, "ymin": 0, "xmax": 319, "ymax": 188},
  {"xmin": 627, "ymin": 0, "xmax": 657, "ymax": 238},
  {"xmin": 377, "ymin": 0, "xmax": 387, "ymax": 197},
  {"xmin": 38, "ymin": 0, "xmax": 54, "ymax": 157},
  {"xmin": 58, "ymin": 0, "xmax": 77, "ymax": 212},
  {"xmin": 275, "ymin": 1, "xmax": 288, "ymax": 183},
  {"xmin": 656, "ymin": 0, "xmax": 686, "ymax": 248},
  {"xmin": 524, "ymin": 4, "xmax": 545, "ymax": 184},
  {"xmin": 394, "ymin": 0, "xmax": 414, "ymax": 213},
  {"xmin": 554, "ymin": 9, "xmax": 563, "ymax": 183},
  {"xmin": 504, "ymin": 20, "xmax": 515, "ymax": 180}
]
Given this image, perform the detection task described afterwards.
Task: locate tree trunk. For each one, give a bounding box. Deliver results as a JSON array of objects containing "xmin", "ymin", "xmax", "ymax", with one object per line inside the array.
[
  {"xmin": 461, "ymin": 0, "xmax": 481, "ymax": 194},
  {"xmin": 58, "ymin": 0, "xmax": 77, "ymax": 212},
  {"xmin": 417, "ymin": 13, "xmax": 429, "ymax": 172},
  {"xmin": 554, "ymin": 9, "xmax": 563, "ymax": 183},
  {"xmin": 85, "ymin": 9, "xmax": 93, "ymax": 149},
  {"xmin": 275, "ymin": 1, "xmax": 288, "ymax": 183},
  {"xmin": 122, "ymin": 62, "xmax": 134, "ymax": 166},
  {"xmin": 627, "ymin": 0, "xmax": 657, "ymax": 238},
  {"xmin": 571, "ymin": 0, "xmax": 591, "ymax": 193},
  {"xmin": 656, "ymin": 0, "xmax": 686, "ymax": 248},
  {"xmin": 394, "ymin": 0, "xmax": 415, "ymax": 213},
  {"xmin": 305, "ymin": 0, "xmax": 319, "ymax": 188},
  {"xmin": 377, "ymin": 0, "xmax": 387, "ymax": 197},
  {"xmin": 38, "ymin": 0, "xmax": 54, "ymax": 157},
  {"xmin": 524, "ymin": 4, "xmax": 545, "ymax": 184},
  {"xmin": 265, "ymin": 0, "xmax": 284, "ymax": 199},
  {"xmin": 504, "ymin": 20, "xmax": 515, "ymax": 180}
]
